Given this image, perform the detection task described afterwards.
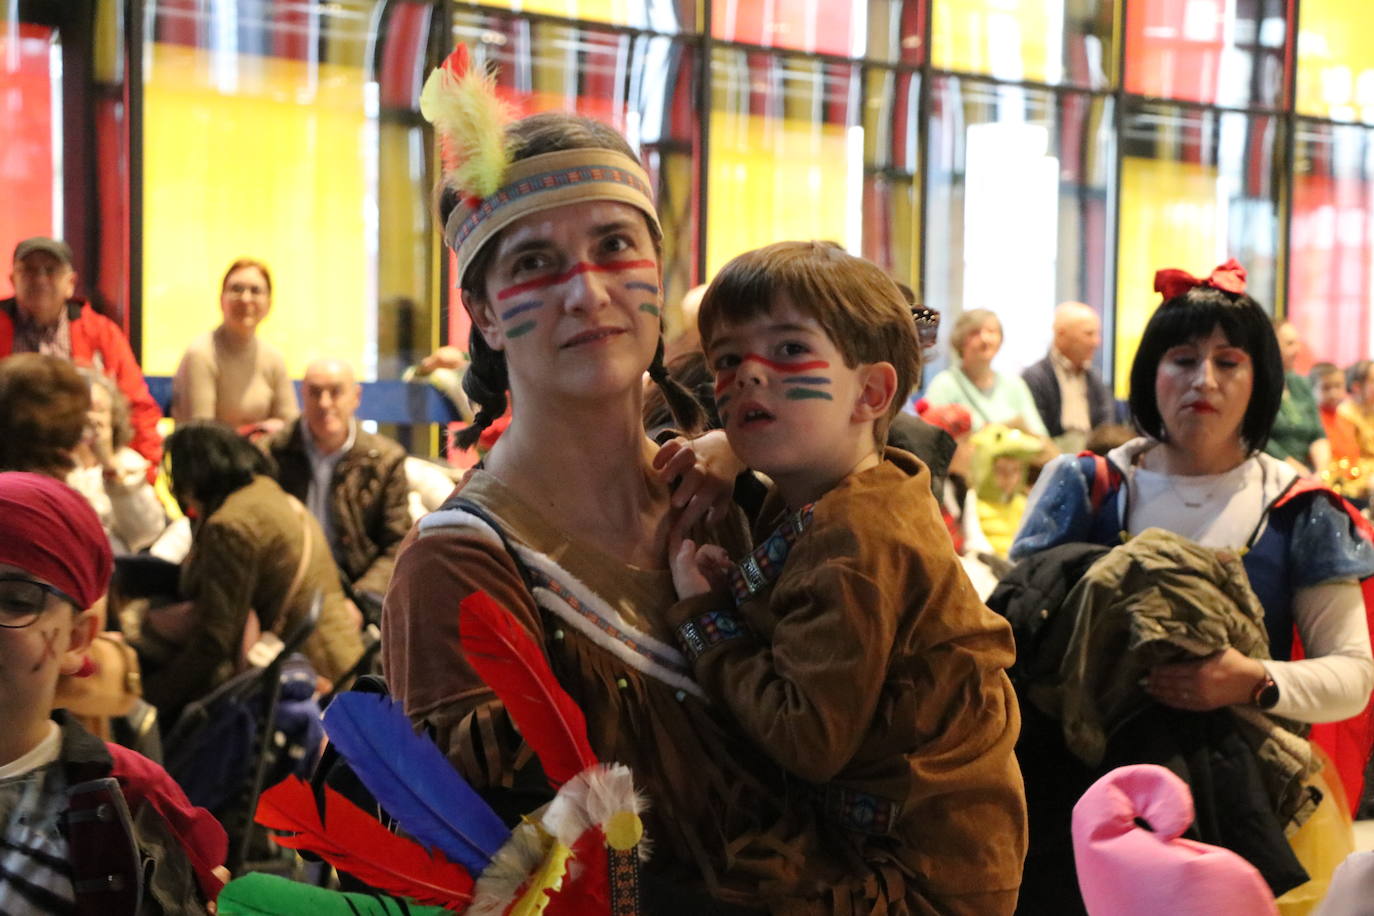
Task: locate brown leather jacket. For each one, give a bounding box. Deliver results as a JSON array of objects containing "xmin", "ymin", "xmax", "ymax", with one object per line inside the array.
[{"xmin": 269, "ymin": 420, "xmax": 410, "ymax": 598}]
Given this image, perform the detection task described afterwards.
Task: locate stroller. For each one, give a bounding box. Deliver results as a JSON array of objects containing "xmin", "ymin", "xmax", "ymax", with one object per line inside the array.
[{"xmin": 162, "ymin": 596, "xmax": 326, "ymax": 874}]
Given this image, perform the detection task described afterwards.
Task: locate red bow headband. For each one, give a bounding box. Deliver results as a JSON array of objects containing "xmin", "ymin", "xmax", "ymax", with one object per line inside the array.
[{"xmin": 1153, "ymin": 259, "xmax": 1247, "ymax": 301}]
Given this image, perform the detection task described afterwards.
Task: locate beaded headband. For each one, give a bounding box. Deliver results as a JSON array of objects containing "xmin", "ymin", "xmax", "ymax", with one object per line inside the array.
[
  {"xmin": 418, "ymin": 43, "xmax": 660, "ymax": 289},
  {"xmin": 443, "ymin": 147, "xmax": 661, "ymax": 288}
]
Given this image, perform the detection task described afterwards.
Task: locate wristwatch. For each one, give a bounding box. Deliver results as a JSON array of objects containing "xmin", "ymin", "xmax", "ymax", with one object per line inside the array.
[{"xmin": 1252, "ymin": 673, "xmax": 1280, "ymax": 710}]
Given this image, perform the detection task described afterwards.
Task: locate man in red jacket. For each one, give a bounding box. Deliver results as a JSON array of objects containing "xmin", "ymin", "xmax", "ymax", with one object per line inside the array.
[{"xmin": 1, "ymin": 237, "xmax": 162, "ymax": 468}]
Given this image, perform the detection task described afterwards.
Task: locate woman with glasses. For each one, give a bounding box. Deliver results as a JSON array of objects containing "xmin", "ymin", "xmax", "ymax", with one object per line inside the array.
[{"xmin": 171, "ymin": 258, "xmax": 299, "ymax": 436}]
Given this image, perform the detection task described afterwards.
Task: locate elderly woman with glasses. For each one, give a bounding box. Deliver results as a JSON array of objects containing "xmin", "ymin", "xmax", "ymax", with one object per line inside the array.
[{"xmin": 171, "ymin": 258, "xmax": 299, "ymax": 436}]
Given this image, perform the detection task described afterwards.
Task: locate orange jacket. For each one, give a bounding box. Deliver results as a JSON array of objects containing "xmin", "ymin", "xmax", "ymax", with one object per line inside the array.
[{"xmin": 0, "ymin": 297, "xmax": 163, "ymax": 469}]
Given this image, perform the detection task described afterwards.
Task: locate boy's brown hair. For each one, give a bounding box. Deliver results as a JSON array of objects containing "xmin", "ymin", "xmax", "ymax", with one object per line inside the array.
[{"xmin": 697, "ymin": 240, "xmax": 921, "ymax": 443}]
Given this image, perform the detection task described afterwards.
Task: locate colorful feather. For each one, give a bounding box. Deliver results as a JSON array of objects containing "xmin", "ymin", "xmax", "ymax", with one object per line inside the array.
[
  {"xmin": 419, "ymin": 43, "xmax": 513, "ymax": 200},
  {"xmin": 322, "ymin": 692, "xmax": 510, "ymax": 874},
  {"xmin": 256, "ymin": 776, "xmax": 475, "ymax": 910},
  {"xmin": 543, "ymin": 763, "xmax": 649, "ymax": 860},
  {"xmin": 459, "ymin": 591, "xmax": 599, "ymax": 787},
  {"xmin": 217, "ymin": 873, "xmax": 451, "ymax": 916},
  {"xmin": 469, "ymin": 821, "xmax": 554, "ymax": 916},
  {"xmin": 549, "ymin": 827, "xmax": 612, "ymax": 916}
]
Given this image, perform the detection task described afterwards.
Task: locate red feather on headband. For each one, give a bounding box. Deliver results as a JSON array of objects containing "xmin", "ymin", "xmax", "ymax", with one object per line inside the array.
[{"xmin": 1153, "ymin": 258, "xmax": 1247, "ymax": 300}]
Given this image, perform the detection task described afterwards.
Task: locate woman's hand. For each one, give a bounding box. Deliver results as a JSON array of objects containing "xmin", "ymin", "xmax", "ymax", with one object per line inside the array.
[
  {"xmin": 416, "ymin": 345, "xmax": 470, "ymax": 376},
  {"xmin": 1145, "ymin": 648, "xmax": 1268, "ymax": 711},
  {"xmin": 654, "ymin": 430, "xmax": 746, "ymax": 537},
  {"xmin": 670, "ymin": 536, "xmax": 733, "ymax": 600}
]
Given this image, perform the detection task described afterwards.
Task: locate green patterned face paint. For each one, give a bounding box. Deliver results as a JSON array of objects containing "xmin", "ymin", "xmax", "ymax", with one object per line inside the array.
[
  {"xmin": 784, "ymin": 387, "xmax": 833, "ymax": 401},
  {"xmin": 639, "ymin": 303, "xmax": 661, "ymax": 317},
  {"xmin": 505, "ymin": 320, "xmax": 538, "ymax": 339}
]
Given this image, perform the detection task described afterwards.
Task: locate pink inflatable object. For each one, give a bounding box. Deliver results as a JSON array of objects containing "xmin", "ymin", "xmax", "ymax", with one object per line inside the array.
[{"xmin": 1071, "ymin": 764, "xmax": 1278, "ymax": 915}]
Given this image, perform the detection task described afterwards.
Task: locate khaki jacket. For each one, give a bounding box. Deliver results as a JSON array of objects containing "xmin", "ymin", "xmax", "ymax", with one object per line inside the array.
[
  {"xmin": 1044, "ymin": 528, "xmax": 1317, "ymax": 827},
  {"xmin": 144, "ymin": 476, "xmax": 364, "ymax": 714}
]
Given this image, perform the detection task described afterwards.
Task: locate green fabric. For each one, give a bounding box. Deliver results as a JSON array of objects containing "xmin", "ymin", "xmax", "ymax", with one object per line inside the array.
[
  {"xmin": 217, "ymin": 873, "xmax": 449, "ymax": 916},
  {"xmin": 1265, "ymin": 371, "xmax": 1325, "ymax": 465}
]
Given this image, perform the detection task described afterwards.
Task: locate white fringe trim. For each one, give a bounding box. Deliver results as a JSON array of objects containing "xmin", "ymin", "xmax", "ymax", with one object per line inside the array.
[{"xmin": 421, "ymin": 508, "xmax": 707, "ymax": 700}]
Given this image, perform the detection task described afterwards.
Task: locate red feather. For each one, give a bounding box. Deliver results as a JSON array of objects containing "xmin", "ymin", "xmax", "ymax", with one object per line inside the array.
[
  {"xmin": 459, "ymin": 591, "xmax": 598, "ymax": 787},
  {"xmin": 546, "ymin": 827, "xmax": 611, "ymax": 916},
  {"xmin": 256, "ymin": 777, "xmax": 474, "ymax": 910},
  {"xmin": 441, "ymin": 42, "xmax": 471, "ymax": 79}
]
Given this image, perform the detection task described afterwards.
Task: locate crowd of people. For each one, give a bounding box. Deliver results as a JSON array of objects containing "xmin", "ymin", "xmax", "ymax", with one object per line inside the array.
[{"xmin": 2, "ymin": 52, "xmax": 1373, "ymax": 916}]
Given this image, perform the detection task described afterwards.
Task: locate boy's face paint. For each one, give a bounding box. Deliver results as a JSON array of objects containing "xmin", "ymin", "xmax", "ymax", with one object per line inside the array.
[
  {"xmin": 31, "ymin": 628, "xmax": 60, "ymax": 672},
  {"xmin": 704, "ymin": 296, "xmax": 892, "ymax": 496},
  {"xmin": 713, "ymin": 354, "xmax": 833, "ymax": 426},
  {"xmin": 0, "ymin": 564, "xmax": 80, "ymax": 750}
]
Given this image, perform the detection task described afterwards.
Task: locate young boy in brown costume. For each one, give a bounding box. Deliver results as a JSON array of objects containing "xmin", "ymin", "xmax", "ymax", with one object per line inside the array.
[{"xmin": 667, "ymin": 241, "xmax": 1027, "ymax": 914}]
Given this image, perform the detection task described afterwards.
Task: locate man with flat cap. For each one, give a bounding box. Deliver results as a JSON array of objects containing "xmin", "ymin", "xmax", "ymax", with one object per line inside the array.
[{"xmin": 0, "ymin": 237, "xmax": 163, "ymax": 467}]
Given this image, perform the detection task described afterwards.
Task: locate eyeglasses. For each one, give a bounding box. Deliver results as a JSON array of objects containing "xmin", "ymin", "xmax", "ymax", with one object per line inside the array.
[
  {"xmin": 0, "ymin": 575, "xmax": 77, "ymax": 628},
  {"xmin": 225, "ymin": 283, "xmax": 268, "ymax": 298}
]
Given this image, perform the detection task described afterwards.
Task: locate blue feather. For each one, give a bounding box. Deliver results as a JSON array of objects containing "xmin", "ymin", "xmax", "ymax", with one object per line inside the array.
[{"xmin": 322, "ymin": 692, "xmax": 509, "ymax": 874}]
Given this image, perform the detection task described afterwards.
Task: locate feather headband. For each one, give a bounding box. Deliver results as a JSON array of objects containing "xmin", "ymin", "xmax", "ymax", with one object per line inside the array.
[
  {"xmin": 444, "ymin": 148, "xmax": 661, "ymax": 289},
  {"xmin": 418, "ymin": 45, "xmax": 660, "ymax": 290}
]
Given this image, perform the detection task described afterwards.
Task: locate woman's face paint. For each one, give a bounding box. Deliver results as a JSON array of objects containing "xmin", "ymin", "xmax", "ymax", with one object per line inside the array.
[
  {"xmin": 491, "ymin": 260, "xmax": 658, "ymax": 340},
  {"xmin": 625, "ymin": 281, "xmax": 661, "ymax": 317}
]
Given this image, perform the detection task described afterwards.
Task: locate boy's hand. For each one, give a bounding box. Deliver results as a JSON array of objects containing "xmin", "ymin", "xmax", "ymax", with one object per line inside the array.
[
  {"xmin": 670, "ymin": 537, "xmax": 734, "ymax": 599},
  {"xmin": 654, "ymin": 430, "xmax": 746, "ymax": 538}
]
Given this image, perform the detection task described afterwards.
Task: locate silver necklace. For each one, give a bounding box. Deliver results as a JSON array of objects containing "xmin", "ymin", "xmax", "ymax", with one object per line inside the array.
[{"xmin": 1163, "ymin": 471, "xmax": 1235, "ymax": 509}]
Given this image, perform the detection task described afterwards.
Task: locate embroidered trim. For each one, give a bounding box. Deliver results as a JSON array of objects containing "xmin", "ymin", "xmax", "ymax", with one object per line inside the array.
[
  {"xmin": 817, "ymin": 784, "xmax": 901, "ymax": 836},
  {"xmin": 728, "ymin": 504, "xmax": 815, "ymax": 606},
  {"xmin": 608, "ymin": 846, "xmax": 641, "ymax": 915},
  {"xmin": 674, "ymin": 609, "xmax": 749, "ymax": 663},
  {"xmin": 421, "ymin": 508, "xmax": 707, "ymax": 699},
  {"xmin": 452, "ymin": 163, "xmax": 654, "ymax": 251}
]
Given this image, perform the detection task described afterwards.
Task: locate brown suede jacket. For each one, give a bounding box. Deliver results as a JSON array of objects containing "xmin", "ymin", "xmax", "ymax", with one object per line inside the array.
[
  {"xmin": 269, "ymin": 420, "xmax": 410, "ymax": 598},
  {"xmin": 666, "ymin": 449, "xmax": 1028, "ymax": 915}
]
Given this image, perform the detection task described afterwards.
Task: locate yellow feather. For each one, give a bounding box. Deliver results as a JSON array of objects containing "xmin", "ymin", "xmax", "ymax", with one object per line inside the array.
[{"xmin": 419, "ymin": 56, "xmax": 513, "ymax": 198}]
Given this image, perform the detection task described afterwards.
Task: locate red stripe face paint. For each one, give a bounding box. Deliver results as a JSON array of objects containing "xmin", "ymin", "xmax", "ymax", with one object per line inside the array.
[
  {"xmin": 713, "ymin": 353, "xmax": 832, "ymax": 396},
  {"xmin": 495, "ymin": 259, "xmax": 657, "ymax": 301}
]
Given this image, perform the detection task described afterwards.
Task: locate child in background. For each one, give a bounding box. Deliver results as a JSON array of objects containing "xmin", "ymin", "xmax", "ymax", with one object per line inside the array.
[
  {"xmin": 1310, "ymin": 361, "xmax": 1368, "ymax": 502},
  {"xmin": 969, "ymin": 423, "xmax": 1044, "ymax": 558},
  {"xmin": 666, "ymin": 241, "xmax": 1026, "ymax": 914},
  {"xmin": 0, "ymin": 471, "xmax": 227, "ymax": 915},
  {"xmin": 1312, "ymin": 362, "xmax": 1359, "ymax": 464}
]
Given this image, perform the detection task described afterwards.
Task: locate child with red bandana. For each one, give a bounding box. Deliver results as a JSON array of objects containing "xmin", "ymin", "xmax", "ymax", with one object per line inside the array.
[
  {"xmin": 0, "ymin": 471, "xmax": 227, "ymax": 915},
  {"xmin": 665, "ymin": 242, "xmax": 1025, "ymax": 914}
]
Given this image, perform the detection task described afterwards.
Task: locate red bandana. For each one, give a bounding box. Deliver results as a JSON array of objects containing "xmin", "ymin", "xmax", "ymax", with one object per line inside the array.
[
  {"xmin": 0, "ymin": 472, "xmax": 112, "ymax": 609},
  {"xmin": 1153, "ymin": 259, "xmax": 1248, "ymax": 301}
]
